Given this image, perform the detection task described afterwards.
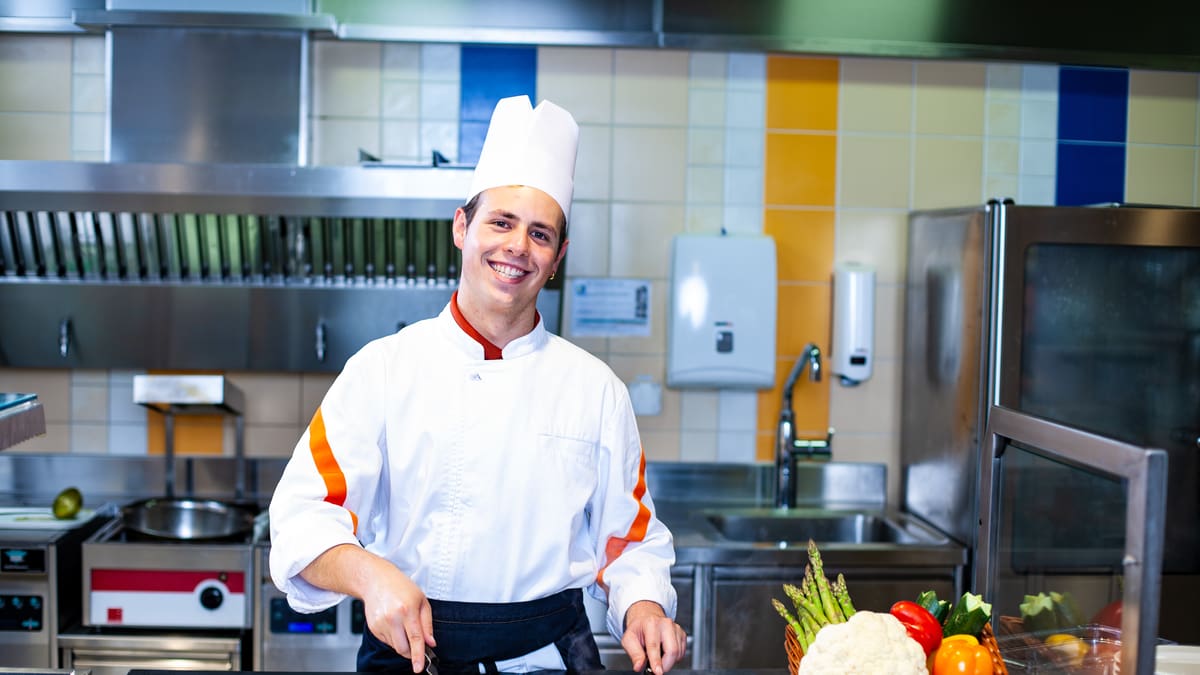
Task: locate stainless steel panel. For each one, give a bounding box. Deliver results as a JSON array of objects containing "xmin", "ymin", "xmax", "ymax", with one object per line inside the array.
[
  {"xmin": 110, "ymin": 26, "xmax": 303, "ymax": 164},
  {"xmin": 60, "ymin": 632, "xmax": 242, "ymax": 675},
  {"xmin": 901, "ymin": 205, "xmax": 996, "ymax": 548}
]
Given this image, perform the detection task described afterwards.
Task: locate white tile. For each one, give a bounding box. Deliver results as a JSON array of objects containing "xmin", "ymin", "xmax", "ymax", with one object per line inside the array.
[
  {"xmin": 834, "ymin": 210, "xmax": 909, "ymax": 284},
  {"xmin": 107, "ymin": 380, "xmax": 144, "ymax": 424},
  {"xmin": 381, "ymin": 120, "xmax": 420, "ymax": 162},
  {"xmin": 828, "ymin": 359, "xmax": 899, "ymax": 435},
  {"xmin": 382, "ymin": 79, "xmax": 420, "ymax": 119},
  {"xmin": 717, "ymin": 390, "xmax": 757, "ymax": 431},
  {"xmin": 420, "ymin": 44, "xmax": 461, "ymax": 81},
  {"xmin": 245, "ymin": 425, "xmax": 302, "ymax": 458},
  {"xmin": 609, "ymin": 204, "xmax": 684, "ymax": 277},
  {"xmin": 724, "ymin": 167, "xmax": 762, "ymax": 206},
  {"xmin": 0, "ymin": 112, "xmax": 71, "ymax": 160},
  {"xmin": 574, "ymin": 124, "xmax": 612, "ymax": 201},
  {"xmin": 610, "ymin": 126, "xmax": 687, "ymax": 202},
  {"xmin": 108, "ymin": 422, "xmax": 148, "ymax": 455},
  {"xmin": 311, "ymin": 41, "xmax": 381, "ymax": 118},
  {"xmin": 537, "ymin": 47, "xmax": 614, "ymax": 126},
  {"xmin": 679, "ymin": 430, "xmax": 718, "ymax": 461},
  {"xmin": 1019, "ymin": 138, "xmax": 1057, "ymax": 176},
  {"xmin": 312, "ymin": 118, "xmax": 380, "ymax": 167},
  {"xmin": 688, "ymin": 127, "xmax": 724, "ymax": 166},
  {"xmin": 71, "ymin": 113, "xmax": 104, "ymax": 153},
  {"xmin": 721, "ymin": 205, "xmax": 763, "ymax": 234},
  {"xmin": 716, "ymin": 429, "xmax": 756, "ymax": 463},
  {"xmin": 986, "ymin": 63, "xmax": 1022, "ymax": 93},
  {"xmin": 382, "ymin": 43, "xmax": 421, "ymax": 80},
  {"xmin": 70, "ymin": 422, "xmax": 108, "ymax": 454},
  {"xmin": 725, "ymin": 128, "xmax": 763, "ymax": 167},
  {"xmin": 108, "ymin": 370, "xmax": 140, "ymax": 386},
  {"xmin": 562, "ymin": 201, "xmax": 609, "ymax": 277},
  {"xmin": 71, "ymin": 370, "xmax": 108, "ymax": 386},
  {"xmin": 689, "ymin": 52, "xmax": 727, "ymax": 88},
  {"xmin": 418, "ymin": 121, "xmax": 457, "ymax": 164},
  {"xmin": 685, "ymin": 205, "xmax": 725, "ymax": 234},
  {"xmin": 680, "ymin": 390, "xmax": 719, "ymax": 431},
  {"xmin": 1020, "ymin": 98, "xmax": 1058, "ymax": 140},
  {"xmin": 0, "ymin": 35, "xmax": 71, "ymax": 113},
  {"xmin": 419, "ymin": 81, "xmax": 460, "ymax": 121},
  {"xmin": 985, "ymin": 174, "xmax": 1019, "ymax": 203},
  {"xmin": 727, "ymin": 53, "xmax": 766, "ymax": 90},
  {"xmin": 1022, "ymin": 64, "xmax": 1059, "ymax": 98},
  {"xmin": 725, "ymin": 89, "xmax": 764, "ymax": 129},
  {"xmin": 70, "ymin": 382, "xmax": 108, "ymax": 423},
  {"xmin": 687, "ymin": 166, "xmax": 724, "ymax": 205},
  {"xmin": 72, "ymin": 150, "xmax": 104, "ymax": 162},
  {"xmin": 1018, "ymin": 174, "xmax": 1057, "ymax": 206},
  {"xmin": 688, "ymin": 88, "xmax": 726, "ymax": 127},
  {"xmin": 72, "ymin": 35, "xmax": 105, "ymax": 75},
  {"xmin": 72, "ymin": 73, "xmax": 105, "ymax": 113}
]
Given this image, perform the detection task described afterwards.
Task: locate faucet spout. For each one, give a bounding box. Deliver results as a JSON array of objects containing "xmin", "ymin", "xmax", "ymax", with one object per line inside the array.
[{"xmin": 776, "ymin": 343, "xmax": 823, "ymax": 508}]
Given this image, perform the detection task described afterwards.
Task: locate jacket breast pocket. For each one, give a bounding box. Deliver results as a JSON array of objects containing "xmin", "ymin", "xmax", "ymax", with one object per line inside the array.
[{"xmin": 536, "ymin": 433, "xmax": 599, "ymax": 510}]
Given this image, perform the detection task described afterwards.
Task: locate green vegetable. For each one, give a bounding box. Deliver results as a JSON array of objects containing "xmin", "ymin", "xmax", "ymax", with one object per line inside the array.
[
  {"xmin": 1019, "ymin": 593, "xmax": 1059, "ymax": 633},
  {"xmin": 943, "ymin": 592, "xmax": 992, "ymax": 637},
  {"xmin": 916, "ymin": 589, "xmax": 951, "ymax": 623},
  {"xmin": 52, "ymin": 487, "xmax": 83, "ymax": 519},
  {"xmin": 833, "ymin": 573, "xmax": 857, "ymax": 619},
  {"xmin": 772, "ymin": 597, "xmax": 805, "ymax": 647},
  {"xmin": 1050, "ymin": 591, "xmax": 1083, "ymax": 628},
  {"xmin": 808, "ymin": 539, "xmax": 845, "ymax": 623}
]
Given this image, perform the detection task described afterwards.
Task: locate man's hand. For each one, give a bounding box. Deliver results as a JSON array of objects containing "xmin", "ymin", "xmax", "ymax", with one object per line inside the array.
[
  {"xmin": 301, "ymin": 544, "xmax": 435, "ymax": 673},
  {"xmin": 621, "ymin": 600, "xmax": 687, "ymax": 675}
]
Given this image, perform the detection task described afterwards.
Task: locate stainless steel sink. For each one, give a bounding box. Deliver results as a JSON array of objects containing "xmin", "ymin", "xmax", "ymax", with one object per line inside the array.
[{"xmin": 702, "ymin": 508, "xmax": 947, "ymax": 545}]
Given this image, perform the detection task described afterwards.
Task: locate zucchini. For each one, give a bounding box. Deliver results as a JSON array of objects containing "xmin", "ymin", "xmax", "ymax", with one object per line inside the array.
[
  {"xmin": 916, "ymin": 589, "xmax": 951, "ymax": 623},
  {"xmin": 1019, "ymin": 593, "xmax": 1059, "ymax": 633},
  {"xmin": 943, "ymin": 592, "xmax": 992, "ymax": 637},
  {"xmin": 1050, "ymin": 591, "xmax": 1083, "ymax": 628}
]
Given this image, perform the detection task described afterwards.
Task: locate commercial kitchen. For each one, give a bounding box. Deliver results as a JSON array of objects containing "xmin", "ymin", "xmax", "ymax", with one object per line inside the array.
[{"xmin": 1, "ymin": 1, "xmax": 1199, "ymax": 674}]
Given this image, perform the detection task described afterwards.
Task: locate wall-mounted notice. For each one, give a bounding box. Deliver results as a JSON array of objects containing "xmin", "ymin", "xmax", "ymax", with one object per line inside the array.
[{"xmin": 568, "ymin": 278, "xmax": 651, "ymax": 337}]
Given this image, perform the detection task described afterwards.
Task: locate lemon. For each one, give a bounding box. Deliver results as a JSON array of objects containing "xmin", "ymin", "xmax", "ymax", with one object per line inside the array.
[
  {"xmin": 52, "ymin": 487, "xmax": 83, "ymax": 520},
  {"xmin": 1045, "ymin": 633, "xmax": 1087, "ymax": 667}
]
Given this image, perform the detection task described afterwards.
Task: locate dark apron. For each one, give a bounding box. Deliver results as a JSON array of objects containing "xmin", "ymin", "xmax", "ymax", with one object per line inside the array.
[{"xmin": 357, "ymin": 588, "xmax": 603, "ymax": 674}]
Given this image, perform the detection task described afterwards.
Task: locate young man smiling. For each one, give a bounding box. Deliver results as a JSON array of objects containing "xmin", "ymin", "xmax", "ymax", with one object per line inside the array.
[{"xmin": 269, "ymin": 96, "xmax": 687, "ymax": 674}]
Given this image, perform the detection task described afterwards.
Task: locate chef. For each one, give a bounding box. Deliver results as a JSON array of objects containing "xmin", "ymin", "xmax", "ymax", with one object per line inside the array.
[{"xmin": 269, "ymin": 95, "xmax": 686, "ymax": 674}]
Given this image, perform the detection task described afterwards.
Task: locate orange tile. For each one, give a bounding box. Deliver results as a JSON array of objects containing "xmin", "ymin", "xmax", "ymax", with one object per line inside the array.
[
  {"xmin": 147, "ymin": 414, "xmax": 225, "ymax": 455},
  {"xmin": 766, "ymin": 56, "xmax": 839, "ymax": 131},
  {"xmin": 755, "ymin": 354, "xmax": 832, "ymax": 457},
  {"xmin": 765, "ymin": 132, "xmax": 837, "ymax": 206},
  {"xmin": 775, "ymin": 283, "xmax": 832, "ymax": 357},
  {"xmin": 765, "ymin": 208, "xmax": 835, "ymax": 282}
]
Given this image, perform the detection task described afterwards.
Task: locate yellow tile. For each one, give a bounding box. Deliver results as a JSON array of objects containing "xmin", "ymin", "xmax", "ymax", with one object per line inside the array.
[
  {"xmin": 1126, "ymin": 145, "xmax": 1196, "ymax": 207},
  {"xmin": 765, "ymin": 132, "xmax": 837, "ymax": 206},
  {"xmin": 147, "ymin": 414, "xmax": 224, "ymax": 456},
  {"xmin": 764, "ymin": 208, "xmax": 834, "ymax": 283},
  {"xmin": 915, "ymin": 61, "xmax": 986, "ymax": 136},
  {"xmin": 755, "ymin": 351, "xmax": 831, "ymax": 440},
  {"xmin": 839, "ymin": 58, "xmax": 913, "ymax": 134},
  {"xmin": 828, "ymin": 359, "xmax": 899, "ymax": 434},
  {"xmin": 839, "ymin": 134, "xmax": 911, "ymax": 209},
  {"xmin": 611, "ymin": 126, "xmax": 687, "ymax": 201},
  {"xmin": 613, "ymin": 49, "xmax": 689, "ymax": 126},
  {"xmin": 913, "ymin": 137, "xmax": 983, "ymax": 209},
  {"xmin": 834, "ymin": 211, "xmax": 909, "ymax": 284},
  {"xmin": 986, "ymin": 98, "xmax": 1020, "ymax": 137},
  {"xmin": 986, "ymin": 139, "xmax": 1019, "ymax": 175},
  {"xmin": 0, "ymin": 113, "xmax": 70, "ymax": 160},
  {"xmin": 0, "ymin": 35, "xmax": 71, "ymax": 113},
  {"xmin": 775, "ymin": 283, "xmax": 832, "ymax": 358},
  {"xmin": 538, "ymin": 47, "xmax": 614, "ymax": 125},
  {"xmin": 766, "ymin": 55, "xmax": 839, "ymax": 131},
  {"xmin": 1128, "ymin": 70, "xmax": 1199, "ymax": 146}
]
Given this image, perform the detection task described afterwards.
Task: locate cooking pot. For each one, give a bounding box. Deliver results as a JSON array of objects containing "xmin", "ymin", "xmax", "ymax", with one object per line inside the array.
[{"xmin": 121, "ymin": 497, "xmax": 257, "ymax": 542}]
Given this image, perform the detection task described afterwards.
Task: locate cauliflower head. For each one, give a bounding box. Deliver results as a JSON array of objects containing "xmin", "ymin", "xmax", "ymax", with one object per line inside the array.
[{"xmin": 797, "ymin": 610, "xmax": 928, "ymax": 675}]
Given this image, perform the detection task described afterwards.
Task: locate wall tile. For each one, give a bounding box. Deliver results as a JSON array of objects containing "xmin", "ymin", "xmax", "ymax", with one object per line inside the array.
[
  {"xmin": 1056, "ymin": 142, "xmax": 1125, "ymax": 205},
  {"xmin": 830, "ymin": 433, "xmax": 900, "ymax": 505},
  {"xmin": 300, "ymin": 373, "xmax": 336, "ymax": 422},
  {"xmin": 718, "ymin": 390, "xmax": 757, "ymax": 431},
  {"xmin": 766, "ymin": 56, "xmax": 838, "ymax": 132},
  {"xmin": 689, "ymin": 88, "xmax": 726, "ymax": 128},
  {"xmin": 828, "ymin": 358, "xmax": 899, "ymax": 435},
  {"xmin": 382, "ymin": 43, "xmax": 421, "ymax": 80},
  {"xmin": 724, "ymin": 89, "xmax": 764, "ymax": 130},
  {"xmin": 312, "ymin": 118, "xmax": 380, "ymax": 166},
  {"xmin": 562, "ymin": 201, "xmax": 609, "ymax": 277},
  {"xmin": 775, "ymin": 283, "xmax": 832, "ymax": 359},
  {"xmin": 575, "ymin": 123, "xmax": 613, "ymax": 201},
  {"xmin": 1018, "ymin": 174, "xmax": 1056, "ymax": 206},
  {"xmin": 716, "ymin": 429, "xmax": 756, "ymax": 463},
  {"xmin": 912, "ymin": 137, "xmax": 984, "ymax": 208},
  {"xmin": 537, "ymin": 47, "xmax": 614, "ymax": 125},
  {"xmin": 1020, "ymin": 98, "xmax": 1058, "ymax": 140},
  {"xmin": 381, "ymin": 79, "xmax": 420, "ymax": 119},
  {"xmin": 109, "ymin": 422, "xmax": 147, "ymax": 455},
  {"xmin": 725, "ymin": 128, "xmax": 763, "ymax": 167},
  {"xmin": 1022, "ymin": 65, "xmax": 1059, "ymax": 97},
  {"xmin": 986, "ymin": 174, "xmax": 1019, "ymax": 203},
  {"xmin": 610, "ymin": 126, "xmax": 686, "ymax": 202},
  {"xmin": 607, "ymin": 354, "xmax": 677, "ymax": 431},
  {"xmin": 419, "ymin": 120, "xmax": 457, "ymax": 164},
  {"xmin": 641, "ymin": 430, "xmax": 681, "ymax": 462},
  {"xmin": 685, "ymin": 205, "xmax": 724, "ymax": 234},
  {"xmin": 723, "ymin": 167, "xmax": 761, "ymax": 207},
  {"xmin": 727, "ymin": 53, "xmax": 766, "ymax": 90},
  {"xmin": 834, "ymin": 211, "xmax": 908, "ymax": 284},
  {"xmin": 312, "ymin": 41, "xmax": 381, "ymax": 118},
  {"xmin": 688, "ymin": 127, "xmax": 724, "ymax": 166},
  {"xmin": 245, "ymin": 425, "xmax": 301, "ymax": 458},
  {"xmin": 72, "ymin": 35, "xmax": 105, "ymax": 75},
  {"xmin": 873, "ymin": 283, "xmax": 904, "ymax": 360},
  {"xmin": 420, "ymin": 81, "xmax": 460, "ymax": 121},
  {"xmin": 722, "ymin": 205, "xmax": 763, "ymax": 234},
  {"xmin": 1058, "ymin": 66, "xmax": 1129, "ymax": 143},
  {"xmin": 420, "ymin": 44, "xmax": 460, "ymax": 81},
  {"xmin": 71, "ymin": 73, "xmax": 105, "ymax": 113},
  {"xmin": 0, "ymin": 113, "xmax": 71, "ymax": 160},
  {"xmin": 609, "ymin": 205, "xmax": 683, "ymax": 278},
  {"xmin": 1019, "ymin": 138, "xmax": 1056, "ymax": 176},
  {"xmin": 986, "ymin": 99, "xmax": 1020, "ymax": 138},
  {"xmin": 1125, "ymin": 145, "xmax": 1196, "ymax": 206},
  {"xmin": 381, "ymin": 120, "xmax": 420, "ymax": 162},
  {"xmin": 986, "ymin": 139, "xmax": 1019, "ymax": 175},
  {"xmin": 689, "ymin": 52, "xmax": 727, "ymax": 89},
  {"xmin": 679, "ymin": 430, "xmax": 718, "ymax": 462},
  {"xmin": 0, "ymin": 369, "xmax": 70, "ymax": 423},
  {"xmin": 986, "ymin": 63, "xmax": 1022, "ymax": 93},
  {"xmin": 764, "ymin": 208, "xmax": 834, "ymax": 283},
  {"xmin": 14, "ymin": 423, "xmax": 70, "ymax": 453},
  {"xmin": 71, "ymin": 113, "xmax": 104, "ymax": 154},
  {"xmin": 71, "ymin": 422, "xmax": 107, "ymax": 454},
  {"xmin": 607, "ymin": 279, "xmax": 668, "ymax": 355},
  {"xmin": 1127, "ymin": 70, "xmax": 1199, "ymax": 146},
  {"xmin": 613, "ymin": 49, "xmax": 689, "ymax": 126},
  {"xmin": 680, "ymin": 390, "xmax": 719, "ymax": 431},
  {"xmin": 687, "ymin": 167, "xmax": 724, "ymax": 205},
  {"xmin": 0, "ymin": 35, "xmax": 71, "ymax": 113},
  {"xmin": 764, "ymin": 132, "xmax": 836, "ymax": 207},
  {"xmin": 228, "ymin": 373, "xmax": 301, "ymax": 425},
  {"xmin": 839, "ymin": 134, "xmax": 911, "ymax": 209},
  {"xmin": 839, "ymin": 58, "xmax": 912, "ymax": 134},
  {"xmin": 914, "ymin": 61, "xmax": 986, "ymax": 136},
  {"xmin": 70, "ymin": 381, "xmax": 108, "ymax": 423}
]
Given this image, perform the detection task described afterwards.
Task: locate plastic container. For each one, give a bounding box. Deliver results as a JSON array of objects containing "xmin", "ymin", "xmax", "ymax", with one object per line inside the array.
[{"xmin": 997, "ymin": 624, "xmax": 1173, "ymax": 674}]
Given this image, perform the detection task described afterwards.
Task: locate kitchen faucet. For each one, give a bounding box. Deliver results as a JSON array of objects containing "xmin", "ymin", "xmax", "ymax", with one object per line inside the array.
[{"xmin": 776, "ymin": 343, "xmax": 832, "ymax": 508}]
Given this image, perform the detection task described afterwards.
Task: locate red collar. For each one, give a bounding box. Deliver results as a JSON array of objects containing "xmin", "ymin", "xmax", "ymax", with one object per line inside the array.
[{"xmin": 449, "ymin": 291, "xmax": 503, "ymax": 360}]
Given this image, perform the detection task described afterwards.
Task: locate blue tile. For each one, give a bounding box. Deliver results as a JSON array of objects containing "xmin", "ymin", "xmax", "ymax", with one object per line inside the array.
[
  {"xmin": 1055, "ymin": 142, "xmax": 1125, "ymax": 206},
  {"xmin": 459, "ymin": 44, "xmax": 537, "ymax": 141},
  {"xmin": 458, "ymin": 120, "xmax": 489, "ymax": 168},
  {"xmin": 1058, "ymin": 66, "xmax": 1128, "ymax": 143}
]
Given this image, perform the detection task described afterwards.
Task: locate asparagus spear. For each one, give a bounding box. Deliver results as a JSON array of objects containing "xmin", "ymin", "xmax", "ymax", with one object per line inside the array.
[
  {"xmin": 784, "ymin": 582, "xmax": 829, "ymax": 626},
  {"xmin": 833, "ymin": 573, "xmax": 857, "ymax": 618},
  {"xmin": 808, "ymin": 539, "xmax": 845, "ymax": 623},
  {"xmin": 772, "ymin": 598, "xmax": 804, "ymax": 640},
  {"xmin": 797, "ymin": 605, "xmax": 821, "ymax": 649}
]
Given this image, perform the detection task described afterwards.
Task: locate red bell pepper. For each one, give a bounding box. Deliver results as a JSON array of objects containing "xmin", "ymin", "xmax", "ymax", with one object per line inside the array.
[{"xmin": 890, "ymin": 600, "xmax": 943, "ymax": 656}]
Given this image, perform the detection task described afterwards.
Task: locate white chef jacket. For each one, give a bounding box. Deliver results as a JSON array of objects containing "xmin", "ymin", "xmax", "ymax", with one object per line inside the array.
[{"xmin": 269, "ymin": 300, "xmax": 678, "ymax": 646}]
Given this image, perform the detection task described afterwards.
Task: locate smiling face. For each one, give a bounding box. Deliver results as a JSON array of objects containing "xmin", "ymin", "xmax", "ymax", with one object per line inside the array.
[{"xmin": 452, "ymin": 185, "xmax": 568, "ymax": 338}]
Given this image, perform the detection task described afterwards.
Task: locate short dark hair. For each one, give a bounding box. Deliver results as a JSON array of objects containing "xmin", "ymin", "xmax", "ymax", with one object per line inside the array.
[{"xmin": 461, "ymin": 191, "xmax": 568, "ymax": 253}]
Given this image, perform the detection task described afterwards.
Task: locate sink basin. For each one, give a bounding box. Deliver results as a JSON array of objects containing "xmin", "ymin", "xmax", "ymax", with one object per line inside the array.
[{"xmin": 703, "ymin": 508, "xmax": 944, "ymax": 545}]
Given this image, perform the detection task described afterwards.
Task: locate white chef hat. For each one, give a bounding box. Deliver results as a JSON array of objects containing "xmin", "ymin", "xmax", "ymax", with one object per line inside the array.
[{"xmin": 467, "ymin": 95, "xmax": 580, "ymax": 220}]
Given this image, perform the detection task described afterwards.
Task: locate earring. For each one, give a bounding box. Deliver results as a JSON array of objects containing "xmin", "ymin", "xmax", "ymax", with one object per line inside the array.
[{"xmin": 549, "ymin": 273, "xmax": 555, "ymax": 280}]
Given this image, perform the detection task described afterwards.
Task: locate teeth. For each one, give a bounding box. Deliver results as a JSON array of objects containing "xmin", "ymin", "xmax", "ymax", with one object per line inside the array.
[{"xmin": 491, "ymin": 262, "xmax": 527, "ymax": 279}]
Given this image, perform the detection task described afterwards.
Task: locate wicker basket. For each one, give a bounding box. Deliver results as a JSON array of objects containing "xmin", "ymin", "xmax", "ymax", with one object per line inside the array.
[{"xmin": 784, "ymin": 625, "xmax": 803, "ymax": 674}]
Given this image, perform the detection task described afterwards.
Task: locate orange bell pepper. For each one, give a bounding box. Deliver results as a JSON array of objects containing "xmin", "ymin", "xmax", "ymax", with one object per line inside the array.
[{"xmin": 932, "ymin": 636, "xmax": 992, "ymax": 675}]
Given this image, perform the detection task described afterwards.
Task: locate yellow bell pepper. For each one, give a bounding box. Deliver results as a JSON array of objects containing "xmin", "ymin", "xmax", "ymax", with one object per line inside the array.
[{"xmin": 932, "ymin": 635, "xmax": 992, "ymax": 675}]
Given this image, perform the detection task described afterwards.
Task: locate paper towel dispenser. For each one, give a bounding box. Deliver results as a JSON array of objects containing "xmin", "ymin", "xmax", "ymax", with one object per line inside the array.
[{"xmin": 666, "ymin": 233, "xmax": 776, "ymax": 389}]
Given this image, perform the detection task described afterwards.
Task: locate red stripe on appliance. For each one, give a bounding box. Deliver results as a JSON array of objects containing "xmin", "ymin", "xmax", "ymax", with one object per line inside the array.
[{"xmin": 91, "ymin": 569, "xmax": 245, "ymax": 594}]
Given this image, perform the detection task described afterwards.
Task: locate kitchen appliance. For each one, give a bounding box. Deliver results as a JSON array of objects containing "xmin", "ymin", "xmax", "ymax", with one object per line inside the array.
[
  {"xmin": 0, "ymin": 508, "xmax": 109, "ymax": 668},
  {"xmin": 901, "ymin": 200, "xmax": 1200, "ymax": 643},
  {"xmin": 830, "ymin": 262, "xmax": 874, "ymax": 386},
  {"xmin": 253, "ymin": 541, "xmax": 362, "ymax": 672}
]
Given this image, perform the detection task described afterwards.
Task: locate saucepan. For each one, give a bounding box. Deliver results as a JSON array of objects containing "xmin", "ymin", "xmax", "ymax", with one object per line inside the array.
[{"xmin": 121, "ymin": 497, "xmax": 257, "ymax": 542}]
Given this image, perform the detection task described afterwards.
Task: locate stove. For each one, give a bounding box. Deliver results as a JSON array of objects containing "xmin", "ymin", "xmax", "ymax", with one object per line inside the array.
[{"xmin": 0, "ymin": 507, "xmax": 111, "ymax": 668}]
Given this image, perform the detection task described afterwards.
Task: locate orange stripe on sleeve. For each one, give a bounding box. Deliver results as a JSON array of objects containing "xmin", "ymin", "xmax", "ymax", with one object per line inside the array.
[
  {"xmin": 597, "ymin": 449, "xmax": 652, "ymax": 589},
  {"xmin": 308, "ymin": 407, "xmax": 359, "ymax": 534}
]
